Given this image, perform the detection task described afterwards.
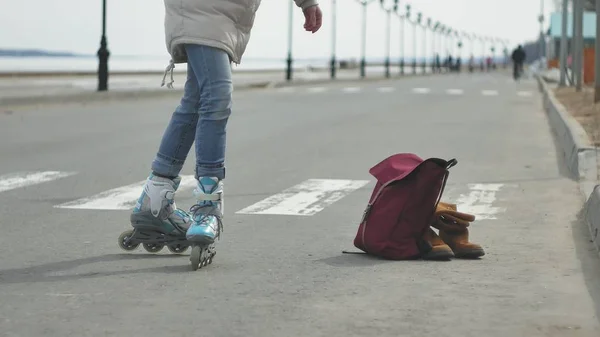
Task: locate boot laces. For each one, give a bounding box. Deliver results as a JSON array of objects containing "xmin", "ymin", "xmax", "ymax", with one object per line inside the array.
[{"xmin": 189, "ymin": 203, "xmax": 224, "ymax": 240}]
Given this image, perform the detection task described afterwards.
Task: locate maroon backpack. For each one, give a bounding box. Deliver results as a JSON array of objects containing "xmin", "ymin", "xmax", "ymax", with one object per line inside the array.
[{"xmin": 352, "ymin": 153, "xmax": 457, "ymax": 260}]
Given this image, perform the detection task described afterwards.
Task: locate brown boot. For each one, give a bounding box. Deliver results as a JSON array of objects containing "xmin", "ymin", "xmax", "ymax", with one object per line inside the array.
[
  {"xmin": 421, "ymin": 227, "xmax": 454, "ymax": 260},
  {"xmin": 433, "ymin": 202, "xmax": 485, "ymax": 259}
]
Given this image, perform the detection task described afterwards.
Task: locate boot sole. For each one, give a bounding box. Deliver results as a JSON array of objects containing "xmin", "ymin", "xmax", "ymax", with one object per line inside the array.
[
  {"xmin": 454, "ymin": 249, "xmax": 485, "ymax": 259},
  {"xmin": 422, "ymin": 249, "xmax": 454, "ymax": 261}
]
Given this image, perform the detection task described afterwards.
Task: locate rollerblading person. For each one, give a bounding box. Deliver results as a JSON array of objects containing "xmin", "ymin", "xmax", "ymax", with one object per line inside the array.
[{"xmin": 119, "ymin": 0, "xmax": 323, "ymax": 270}]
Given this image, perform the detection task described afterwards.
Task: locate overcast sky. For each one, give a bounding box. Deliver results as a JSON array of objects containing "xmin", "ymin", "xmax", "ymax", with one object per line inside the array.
[{"xmin": 0, "ymin": 0, "xmax": 553, "ymax": 60}]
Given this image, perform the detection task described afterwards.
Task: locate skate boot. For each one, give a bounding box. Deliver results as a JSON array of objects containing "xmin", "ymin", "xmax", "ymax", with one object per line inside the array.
[
  {"xmin": 421, "ymin": 227, "xmax": 454, "ymax": 261},
  {"xmin": 187, "ymin": 177, "xmax": 222, "ymax": 270},
  {"xmin": 432, "ymin": 202, "xmax": 485, "ymax": 259},
  {"xmin": 118, "ymin": 173, "xmax": 192, "ymax": 254}
]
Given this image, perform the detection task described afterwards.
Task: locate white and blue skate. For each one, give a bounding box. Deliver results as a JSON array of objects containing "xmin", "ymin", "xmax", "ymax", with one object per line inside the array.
[
  {"xmin": 187, "ymin": 177, "xmax": 223, "ymax": 270},
  {"xmin": 118, "ymin": 174, "xmax": 193, "ymax": 254}
]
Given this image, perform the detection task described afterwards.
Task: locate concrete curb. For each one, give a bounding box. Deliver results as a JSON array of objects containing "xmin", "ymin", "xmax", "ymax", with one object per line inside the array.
[
  {"xmin": 584, "ymin": 186, "xmax": 600, "ymax": 253},
  {"xmin": 536, "ymin": 75, "xmax": 600, "ymax": 254},
  {"xmin": 537, "ymin": 76, "xmax": 598, "ymax": 181}
]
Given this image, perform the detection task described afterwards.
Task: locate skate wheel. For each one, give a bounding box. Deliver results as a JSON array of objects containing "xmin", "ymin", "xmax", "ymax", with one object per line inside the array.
[
  {"xmin": 118, "ymin": 230, "xmax": 139, "ymax": 251},
  {"xmin": 142, "ymin": 243, "xmax": 164, "ymax": 253},
  {"xmin": 190, "ymin": 245, "xmax": 201, "ymax": 271},
  {"xmin": 167, "ymin": 244, "xmax": 189, "ymax": 254}
]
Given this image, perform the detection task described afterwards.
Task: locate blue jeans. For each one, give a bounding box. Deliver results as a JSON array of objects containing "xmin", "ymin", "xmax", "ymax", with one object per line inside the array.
[{"xmin": 151, "ymin": 44, "xmax": 232, "ymax": 180}]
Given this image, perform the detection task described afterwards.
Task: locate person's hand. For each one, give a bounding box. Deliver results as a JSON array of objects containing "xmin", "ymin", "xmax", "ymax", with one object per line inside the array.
[{"xmin": 303, "ymin": 5, "xmax": 322, "ymax": 33}]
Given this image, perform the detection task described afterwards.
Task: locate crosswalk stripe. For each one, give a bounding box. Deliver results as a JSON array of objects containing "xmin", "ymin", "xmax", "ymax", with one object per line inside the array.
[
  {"xmin": 277, "ymin": 87, "xmax": 295, "ymax": 93},
  {"xmin": 377, "ymin": 87, "xmax": 395, "ymax": 93},
  {"xmin": 342, "ymin": 87, "xmax": 361, "ymax": 93},
  {"xmin": 412, "ymin": 87, "xmax": 431, "ymax": 94},
  {"xmin": 270, "ymin": 86, "xmax": 533, "ymax": 98},
  {"xmin": 236, "ymin": 179, "xmax": 369, "ymax": 216},
  {"xmin": 517, "ymin": 91, "xmax": 533, "ymax": 97},
  {"xmin": 0, "ymin": 171, "xmax": 76, "ymax": 193},
  {"xmin": 455, "ymin": 183, "xmax": 505, "ymax": 220},
  {"xmin": 54, "ymin": 175, "xmax": 197, "ymax": 210},
  {"xmin": 481, "ymin": 90, "xmax": 499, "ymax": 96},
  {"xmin": 307, "ymin": 87, "xmax": 327, "ymax": 93},
  {"xmin": 446, "ymin": 89, "xmax": 464, "ymax": 95},
  {"xmin": 2, "ymin": 170, "xmax": 507, "ymax": 220}
]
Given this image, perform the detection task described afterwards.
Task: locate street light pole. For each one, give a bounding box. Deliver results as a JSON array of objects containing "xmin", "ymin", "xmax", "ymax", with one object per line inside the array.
[
  {"xmin": 415, "ymin": 12, "xmax": 422, "ymax": 74},
  {"xmin": 405, "ymin": 5, "xmax": 412, "ymax": 74},
  {"xmin": 399, "ymin": 12, "xmax": 405, "ymax": 75},
  {"xmin": 359, "ymin": 0, "xmax": 370, "ymax": 78},
  {"xmin": 575, "ymin": 0, "xmax": 583, "ymax": 91},
  {"xmin": 423, "ymin": 18, "xmax": 430, "ymax": 74},
  {"xmin": 286, "ymin": 0, "xmax": 293, "ymax": 81},
  {"xmin": 481, "ymin": 36, "xmax": 486, "ymax": 71},
  {"xmin": 559, "ymin": 0, "xmax": 568, "ymax": 86},
  {"xmin": 330, "ymin": 0, "xmax": 337, "ymax": 79},
  {"xmin": 571, "ymin": 0, "xmax": 578, "ymax": 85},
  {"xmin": 539, "ymin": 0, "xmax": 545, "ymax": 63},
  {"xmin": 380, "ymin": 0, "xmax": 399, "ymax": 79},
  {"xmin": 595, "ymin": 0, "xmax": 600, "ymax": 101},
  {"xmin": 97, "ymin": 0, "xmax": 109, "ymax": 92},
  {"xmin": 432, "ymin": 22, "xmax": 439, "ymax": 73}
]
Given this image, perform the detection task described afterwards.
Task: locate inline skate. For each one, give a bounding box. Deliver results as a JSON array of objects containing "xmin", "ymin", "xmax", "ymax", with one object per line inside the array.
[
  {"xmin": 186, "ymin": 177, "xmax": 223, "ymax": 270},
  {"xmin": 118, "ymin": 173, "xmax": 195, "ymax": 254}
]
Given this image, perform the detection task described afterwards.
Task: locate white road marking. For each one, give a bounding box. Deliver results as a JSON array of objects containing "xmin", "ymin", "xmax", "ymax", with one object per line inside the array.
[
  {"xmin": 377, "ymin": 87, "xmax": 395, "ymax": 93},
  {"xmin": 342, "ymin": 87, "xmax": 361, "ymax": 93},
  {"xmin": 481, "ymin": 90, "xmax": 499, "ymax": 96},
  {"xmin": 455, "ymin": 183, "xmax": 505, "ymax": 220},
  {"xmin": 307, "ymin": 87, "xmax": 327, "ymax": 93},
  {"xmin": 517, "ymin": 91, "xmax": 533, "ymax": 97},
  {"xmin": 0, "ymin": 171, "xmax": 76, "ymax": 193},
  {"xmin": 236, "ymin": 179, "xmax": 370, "ymax": 216},
  {"xmin": 412, "ymin": 87, "xmax": 431, "ymax": 94},
  {"xmin": 277, "ymin": 87, "xmax": 295, "ymax": 93},
  {"xmin": 446, "ymin": 89, "xmax": 464, "ymax": 95},
  {"xmin": 54, "ymin": 175, "xmax": 197, "ymax": 210}
]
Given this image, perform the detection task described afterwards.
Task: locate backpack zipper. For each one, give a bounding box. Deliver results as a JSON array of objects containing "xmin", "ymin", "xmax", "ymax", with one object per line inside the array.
[{"xmin": 360, "ymin": 179, "xmax": 396, "ymax": 250}]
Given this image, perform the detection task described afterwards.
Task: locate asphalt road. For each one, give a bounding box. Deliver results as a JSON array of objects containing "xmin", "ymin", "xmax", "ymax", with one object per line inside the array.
[{"xmin": 1, "ymin": 72, "xmax": 599, "ymax": 337}]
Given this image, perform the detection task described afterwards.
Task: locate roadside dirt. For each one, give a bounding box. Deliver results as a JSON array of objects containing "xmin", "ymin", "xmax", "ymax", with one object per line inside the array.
[{"xmin": 554, "ymin": 86, "xmax": 600, "ymax": 147}]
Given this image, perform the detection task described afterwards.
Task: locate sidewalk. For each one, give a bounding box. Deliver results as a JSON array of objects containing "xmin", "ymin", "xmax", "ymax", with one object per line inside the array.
[{"xmin": 0, "ymin": 66, "xmax": 435, "ymax": 108}]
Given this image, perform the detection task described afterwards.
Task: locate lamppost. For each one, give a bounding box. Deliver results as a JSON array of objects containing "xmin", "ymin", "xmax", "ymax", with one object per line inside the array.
[
  {"xmin": 415, "ymin": 12, "xmax": 422, "ymax": 74},
  {"xmin": 357, "ymin": 0, "xmax": 376, "ymax": 78},
  {"xmin": 397, "ymin": 7, "xmax": 406, "ymax": 75},
  {"xmin": 432, "ymin": 22, "xmax": 440, "ymax": 73},
  {"xmin": 286, "ymin": 0, "xmax": 293, "ymax": 81},
  {"xmin": 439, "ymin": 24, "xmax": 447, "ymax": 71},
  {"xmin": 97, "ymin": 0, "xmax": 109, "ymax": 91},
  {"xmin": 457, "ymin": 36, "xmax": 463, "ymax": 72},
  {"xmin": 447, "ymin": 28, "xmax": 454, "ymax": 71},
  {"xmin": 330, "ymin": 0, "xmax": 337, "ymax": 79},
  {"xmin": 538, "ymin": 0, "xmax": 545, "ymax": 63},
  {"xmin": 405, "ymin": 4, "xmax": 413, "ymax": 74},
  {"xmin": 423, "ymin": 18, "xmax": 431, "ymax": 74},
  {"xmin": 380, "ymin": 0, "xmax": 399, "ymax": 79},
  {"xmin": 480, "ymin": 35, "xmax": 486, "ymax": 71}
]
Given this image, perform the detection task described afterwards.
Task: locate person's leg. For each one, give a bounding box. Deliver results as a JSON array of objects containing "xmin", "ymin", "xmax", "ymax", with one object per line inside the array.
[
  {"xmin": 183, "ymin": 44, "xmax": 233, "ymax": 245},
  {"xmin": 129, "ymin": 63, "xmax": 201, "ymax": 234},
  {"xmin": 151, "ymin": 64, "xmax": 201, "ymax": 178}
]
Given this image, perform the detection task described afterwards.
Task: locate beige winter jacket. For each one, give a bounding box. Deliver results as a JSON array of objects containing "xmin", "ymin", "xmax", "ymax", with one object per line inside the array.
[{"xmin": 164, "ymin": 0, "xmax": 319, "ymax": 65}]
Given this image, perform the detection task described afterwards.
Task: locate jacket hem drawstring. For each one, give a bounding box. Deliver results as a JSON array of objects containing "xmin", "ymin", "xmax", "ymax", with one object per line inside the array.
[{"xmin": 161, "ymin": 59, "xmax": 175, "ymax": 89}]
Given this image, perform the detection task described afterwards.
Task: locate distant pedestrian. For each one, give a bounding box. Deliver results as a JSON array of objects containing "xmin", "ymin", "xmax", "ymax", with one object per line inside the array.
[{"xmin": 122, "ymin": 0, "xmax": 322, "ymax": 268}]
